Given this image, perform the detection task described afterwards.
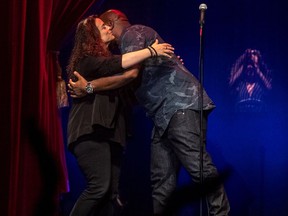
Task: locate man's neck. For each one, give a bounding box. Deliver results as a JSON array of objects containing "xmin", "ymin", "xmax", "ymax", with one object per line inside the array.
[{"xmin": 115, "ymin": 22, "xmax": 131, "ymax": 40}]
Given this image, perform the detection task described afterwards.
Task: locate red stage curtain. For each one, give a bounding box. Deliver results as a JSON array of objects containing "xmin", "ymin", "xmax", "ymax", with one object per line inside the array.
[{"xmin": 0, "ymin": 0, "xmax": 97, "ymax": 215}]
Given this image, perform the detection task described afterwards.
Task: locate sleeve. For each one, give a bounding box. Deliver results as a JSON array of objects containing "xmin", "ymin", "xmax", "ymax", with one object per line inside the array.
[
  {"xmin": 120, "ymin": 28, "xmax": 147, "ymax": 54},
  {"xmin": 78, "ymin": 55, "xmax": 124, "ymax": 80}
]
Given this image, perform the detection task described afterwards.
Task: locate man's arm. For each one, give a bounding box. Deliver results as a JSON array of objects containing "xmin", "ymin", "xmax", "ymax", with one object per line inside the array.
[{"xmin": 68, "ymin": 67, "xmax": 140, "ymax": 98}]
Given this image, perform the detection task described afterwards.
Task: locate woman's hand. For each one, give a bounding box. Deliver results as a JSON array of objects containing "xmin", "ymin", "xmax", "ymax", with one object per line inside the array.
[
  {"xmin": 151, "ymin": 39, "xmax": 174, "ymax": 58},
  {"xmin": 177, "ymin": 55, "xmax": 184, "ymax": 65}
]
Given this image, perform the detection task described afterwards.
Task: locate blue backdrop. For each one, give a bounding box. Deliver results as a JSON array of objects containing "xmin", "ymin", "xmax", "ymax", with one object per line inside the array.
[{"xmin": 60, "ymin": 0, "xmax": 288, "ymax": 215}]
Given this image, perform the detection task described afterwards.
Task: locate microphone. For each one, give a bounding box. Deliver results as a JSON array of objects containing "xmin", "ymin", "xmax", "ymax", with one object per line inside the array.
[{"xmin": 199, "ymin": 3, "xmax": 207, "ymax": 27}]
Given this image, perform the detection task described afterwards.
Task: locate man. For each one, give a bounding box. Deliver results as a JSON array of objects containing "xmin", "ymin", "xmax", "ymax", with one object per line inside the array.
[{"xmin": 70, "ymin": 9, "xmax": 230, "ymax": 216}]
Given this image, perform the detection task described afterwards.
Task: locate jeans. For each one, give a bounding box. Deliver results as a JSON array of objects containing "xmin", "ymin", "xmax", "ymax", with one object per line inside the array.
[
  {"xmin": 69, "ymin": 138, "xmax": 123, "ymax": 216},
  {"xmin": 151, "ymin": 109, "xmax": 230, "ymax": 215}
]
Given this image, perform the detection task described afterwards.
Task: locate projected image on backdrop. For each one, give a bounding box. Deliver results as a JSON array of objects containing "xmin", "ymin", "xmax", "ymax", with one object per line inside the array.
[{"xmin": 228, "ymin": 49, "xmax": 272, "ymax": 112}]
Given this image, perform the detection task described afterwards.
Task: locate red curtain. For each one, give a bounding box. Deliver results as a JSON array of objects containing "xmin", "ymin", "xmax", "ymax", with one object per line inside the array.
[{"xmin": 0, "ymin": 0, "xmax": 97, "ymax": 215}]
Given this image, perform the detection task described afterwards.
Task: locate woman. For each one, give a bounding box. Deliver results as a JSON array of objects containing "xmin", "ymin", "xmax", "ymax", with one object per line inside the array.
[
  {"xmin": 229, "ymin": 49, "xmax": 272, "ymax": 112},
  {"xmin": 66, "ymin": 15, "xmax": 174, "ymax": 216}
]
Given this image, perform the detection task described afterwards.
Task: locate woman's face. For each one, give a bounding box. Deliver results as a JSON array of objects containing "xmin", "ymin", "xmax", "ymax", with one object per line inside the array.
[{"xmin": 95, "ymin": 18, "xmax": 115, "ymax": 44}]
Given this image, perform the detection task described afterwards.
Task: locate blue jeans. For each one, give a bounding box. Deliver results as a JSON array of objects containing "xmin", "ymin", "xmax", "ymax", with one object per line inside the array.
[{"xmin": 151, "ymin": 109, "xmax": 230, "ymax": 215}]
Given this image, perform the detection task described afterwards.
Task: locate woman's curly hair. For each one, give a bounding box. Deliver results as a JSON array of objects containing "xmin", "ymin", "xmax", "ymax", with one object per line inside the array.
[{"xmin": 67, "ymin": 15, "xmax": 111, "ymax": 79}]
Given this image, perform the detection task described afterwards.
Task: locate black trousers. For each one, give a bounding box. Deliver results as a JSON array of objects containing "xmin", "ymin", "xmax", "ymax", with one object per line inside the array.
[
  {"xmin": 69, "ymin": 138, "xmax": 123, "ymax": 216},
  {"xmin": 151, "ymin": 109, "xmax": 230, "ymax": 215}
]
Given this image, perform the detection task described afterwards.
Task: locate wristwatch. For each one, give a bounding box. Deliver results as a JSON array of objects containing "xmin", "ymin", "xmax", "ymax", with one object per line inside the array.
[{"xmin": 85, "ymin": 82, "xmax": 94, "ymax": 94}]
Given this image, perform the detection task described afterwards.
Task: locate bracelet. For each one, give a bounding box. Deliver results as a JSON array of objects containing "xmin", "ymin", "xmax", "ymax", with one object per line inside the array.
[
  {"xmin": 147, "ymin": 46, "xmax": 153, "ymax": 57},
  {"xmin": 149, "ymin": 46, "xmax": 158, "ymax": 57}
]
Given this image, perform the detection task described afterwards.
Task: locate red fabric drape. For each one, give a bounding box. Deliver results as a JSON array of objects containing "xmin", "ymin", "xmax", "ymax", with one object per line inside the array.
[{"xmin": 1, "ymin": 0, "xmax": 97, "ymax": 215}]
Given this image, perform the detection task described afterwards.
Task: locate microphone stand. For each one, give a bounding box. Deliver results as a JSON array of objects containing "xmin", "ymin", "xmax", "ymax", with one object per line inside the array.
[{"xmin": 198, "ymin": 4, "xmax": 206, "ymax": 216}]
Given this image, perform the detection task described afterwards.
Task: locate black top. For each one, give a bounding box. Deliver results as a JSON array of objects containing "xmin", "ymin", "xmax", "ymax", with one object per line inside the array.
[{"xmin": 67, "ymin": 55, "xmax": 127, "ymax": 148}]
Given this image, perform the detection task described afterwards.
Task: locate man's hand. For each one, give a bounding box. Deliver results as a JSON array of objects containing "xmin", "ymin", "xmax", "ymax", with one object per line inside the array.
[{"xmin": 68, "ymin": 71, "xmax": 88, "ymax": 98}]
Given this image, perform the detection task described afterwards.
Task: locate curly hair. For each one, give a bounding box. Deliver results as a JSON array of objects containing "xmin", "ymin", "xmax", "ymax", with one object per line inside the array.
[{"xmin": 67, "ymin": 15, "xmax": 111, "ymax": 79}]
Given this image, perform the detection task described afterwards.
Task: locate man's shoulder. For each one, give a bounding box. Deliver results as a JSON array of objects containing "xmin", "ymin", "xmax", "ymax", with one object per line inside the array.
[
  {"xmin": 121, "ymin": 24, "xmax": 157, "ymax": 41},
  {"xmin": 129, "ymin": 24, "xmax": 155, "ymax": 32}
]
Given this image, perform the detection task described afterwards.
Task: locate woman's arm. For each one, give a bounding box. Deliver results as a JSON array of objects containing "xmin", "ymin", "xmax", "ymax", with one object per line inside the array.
[
  {"xmin": 229, "ymin": 65, "xmax": 243, "ymax": 86},
  {"xmin": 255, "ymin": 66, "xmax": 272, "ymax": 89},
  {"xmin": 79, "ymin": 39, "xmax": 173, "ymax": 79},
  {"xmin": 121, "ymin": 39, "xmax": 174, "ymax": 68}
]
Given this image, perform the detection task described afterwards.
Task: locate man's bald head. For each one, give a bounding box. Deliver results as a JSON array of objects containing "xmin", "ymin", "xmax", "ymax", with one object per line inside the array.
[
  {"xmin": 100, "ymin": 9, "xmax": 131, "ymax": 39},
  {"xmin": 100, "ymin": 9, "xmax": 128, "ymax": 25}
]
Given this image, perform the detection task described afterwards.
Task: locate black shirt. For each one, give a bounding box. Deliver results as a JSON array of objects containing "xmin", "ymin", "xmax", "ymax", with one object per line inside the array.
[{"xmin": 67, "ymin": 55, "xmax": 127, "ymax": 148}]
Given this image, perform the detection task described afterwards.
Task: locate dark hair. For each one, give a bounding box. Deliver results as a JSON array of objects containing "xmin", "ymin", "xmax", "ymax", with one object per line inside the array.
[{"xmin": 66, "ymin": 15, "xmax": 111, "ymax": 79}]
